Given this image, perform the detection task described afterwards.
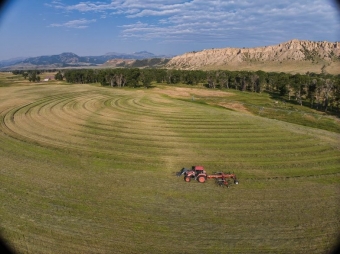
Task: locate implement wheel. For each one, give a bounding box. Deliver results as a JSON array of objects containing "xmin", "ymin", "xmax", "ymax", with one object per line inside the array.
[
  {"xmin": 184, "ymin": 176, "xmax": 191, "ymax": 182},
  {"xmin": 197, "ymin": 176, "xmax": 206, "ymax": 183}
]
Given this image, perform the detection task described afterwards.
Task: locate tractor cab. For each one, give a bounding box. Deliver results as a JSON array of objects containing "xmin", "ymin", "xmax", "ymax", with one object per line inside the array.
[
  {"xmin": 190, "ymin": 166, "xmax": 208, "ymax": 183},
  {"xmin": 192, "ymin": 165, "xmax": 206, "ymax": 175},
  {"xmin": 181, "ymin": 166, "xmax": 208, "ymax": 183}
]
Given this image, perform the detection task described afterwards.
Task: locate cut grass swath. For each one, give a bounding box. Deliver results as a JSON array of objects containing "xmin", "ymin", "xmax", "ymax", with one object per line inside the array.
[{"xmin": 0, "ymin": 83, "xmax": 339, "ymax": 253}]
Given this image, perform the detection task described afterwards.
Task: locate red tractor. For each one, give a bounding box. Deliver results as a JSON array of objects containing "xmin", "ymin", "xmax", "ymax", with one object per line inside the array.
[
  {"xmin": 176, "ymin": 166, "xmax": 208, "ymax": 183},
  {"xmin": 176, "ymin": 166, "xmax": 239, "ymax": 187}
]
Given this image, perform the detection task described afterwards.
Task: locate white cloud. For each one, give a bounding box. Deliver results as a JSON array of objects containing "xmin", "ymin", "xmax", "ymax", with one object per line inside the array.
[
  {"xmin": 126, "ymin": 8, "xmax": 180, "ymax": 18},
  {"xmin": 50, "ymin": 18, "xmax": 96, "ymax": 29},
  {"xmin": 47, "ymin": 0, "xmax": 339, "ymax": 45}
]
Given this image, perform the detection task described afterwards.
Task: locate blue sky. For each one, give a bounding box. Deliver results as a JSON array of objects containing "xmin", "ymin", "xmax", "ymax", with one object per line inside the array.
[{"xmin": 0, "ymin": 0, "xmax": 339, "ymax": 60}]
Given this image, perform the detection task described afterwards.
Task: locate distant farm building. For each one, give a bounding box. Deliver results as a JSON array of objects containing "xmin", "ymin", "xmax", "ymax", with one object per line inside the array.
[{"xmin": 43, "ymin": 77, "xmax": 53, "ymax": 82}]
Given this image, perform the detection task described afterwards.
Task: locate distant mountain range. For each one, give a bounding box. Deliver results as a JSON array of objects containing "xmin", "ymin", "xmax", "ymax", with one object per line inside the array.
[
  {"xmin": 0, "ymin": 51, "xmax": 172, "ymax": 70},
  {"xmin": 0, "ymin": 57, "xmax": 27, "ymax": 68},
  {"xmin": 1, "ymin": 40, "xmax": 340, "ymax": 74}
]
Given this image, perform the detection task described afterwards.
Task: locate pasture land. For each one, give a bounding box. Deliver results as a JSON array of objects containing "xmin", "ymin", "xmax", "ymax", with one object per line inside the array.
[{"xmin": 0, "ymin": 73, "xmax": 340, "ymax": 253}]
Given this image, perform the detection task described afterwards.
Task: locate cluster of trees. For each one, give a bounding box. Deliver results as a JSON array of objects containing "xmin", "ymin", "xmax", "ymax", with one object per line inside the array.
[
  {"xmin": 60, "ymin": 69, "xmax": 209, "ymax": 87},
  {"xmin": 12, "ymin": 69, "xmax": 58, "ymax": 75},
  {"xmin": 205, "ymin": 70, "xmax": 340, "ymax": 112},
  {"xmin": 12, "ymin": 68, "xmax": 340, "ymax": 113},
  {"xmin": 57, "ymin": 68, "xmax": 340, "ymax": 113},
  {"xmin": 12, "ymin": 70, "xmax": 42, "ymax": 82}
]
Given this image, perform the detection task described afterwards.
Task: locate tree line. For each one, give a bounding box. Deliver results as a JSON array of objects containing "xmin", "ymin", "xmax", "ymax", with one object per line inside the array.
[
  {"xmin": 12, "ymin": 68, "xmax": 340, "ymax": 113},
  {"xmin": 12, "ymin": 70, "xmax": 43, "ymax": 82}
]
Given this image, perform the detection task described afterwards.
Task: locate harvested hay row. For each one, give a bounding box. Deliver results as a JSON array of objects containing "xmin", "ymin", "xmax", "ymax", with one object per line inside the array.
[{"xmin": 0, "ymin": 83, "xmax": 339, "ymax": 253}]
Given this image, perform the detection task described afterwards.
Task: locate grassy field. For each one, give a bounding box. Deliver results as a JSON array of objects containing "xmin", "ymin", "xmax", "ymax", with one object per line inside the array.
[{"xmin": 0, "ymin": 73, "xmax": 339, "ymax": 253}]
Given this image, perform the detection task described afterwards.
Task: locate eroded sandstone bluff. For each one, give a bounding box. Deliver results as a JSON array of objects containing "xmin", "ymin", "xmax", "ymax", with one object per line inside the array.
[{"xmin": 166, "ymin": 39, "xmax": 340, "ymax": 73}]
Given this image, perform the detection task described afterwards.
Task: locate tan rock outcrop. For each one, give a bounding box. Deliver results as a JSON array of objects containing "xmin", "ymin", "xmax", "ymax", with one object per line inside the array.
[{"xmin": 166, "ymin": 39, "xmax": 340, "ymax": 71}]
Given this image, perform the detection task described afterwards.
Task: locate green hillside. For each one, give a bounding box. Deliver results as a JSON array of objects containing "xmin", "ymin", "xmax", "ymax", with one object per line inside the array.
[{"xmin": 0, "ymin": 74, "xmax": 339, "ymax": 253}]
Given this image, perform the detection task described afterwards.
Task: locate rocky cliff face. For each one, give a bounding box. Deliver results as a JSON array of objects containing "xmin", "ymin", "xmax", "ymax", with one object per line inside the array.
[{"xmin": 166, "ymin": 39, "xmax": 340, "ymax": 72}]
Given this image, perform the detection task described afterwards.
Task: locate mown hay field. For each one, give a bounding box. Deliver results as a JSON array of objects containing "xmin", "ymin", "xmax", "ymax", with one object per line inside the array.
[{"xmin": 0, "ymin": 75, "xmax": 339, "ymax": 253}]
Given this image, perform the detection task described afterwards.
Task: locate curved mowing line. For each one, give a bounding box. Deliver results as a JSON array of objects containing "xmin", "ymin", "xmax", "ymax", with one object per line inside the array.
[
  {"xmin": 0, "ymin": 85, "xmax": 339, "ymax": 254},
  {"xmin": 0, "ymin": 88, "xmax": 339, "ymax": 179},
  {"xmin": 0, "ymin": 92, "xmax": 193, "ymax": 161}
]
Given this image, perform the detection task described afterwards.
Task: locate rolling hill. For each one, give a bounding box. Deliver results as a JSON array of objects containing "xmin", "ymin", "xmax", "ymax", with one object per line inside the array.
[{"xmin": 0, "ymin": 51, "xmax": 171, "ymax": 70}]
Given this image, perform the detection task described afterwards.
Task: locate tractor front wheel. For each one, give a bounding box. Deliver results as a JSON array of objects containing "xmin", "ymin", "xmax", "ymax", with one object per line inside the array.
[
  {"xmin": 197, "ymin": 176, "xmax": 206, "ymax": 183},
  {"xmin": 184, "ymin": 176, "xmax": 191, "ymax": 182}
]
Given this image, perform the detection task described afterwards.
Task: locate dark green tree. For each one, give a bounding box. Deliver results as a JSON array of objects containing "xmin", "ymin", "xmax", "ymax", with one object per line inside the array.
[
  {"xmin": 55, "ymin": 71, "xmax": 63, "ymax": 81},
  {"xmin": 140, "ymin": 70, "xmax": 153, "ymax": 88}
]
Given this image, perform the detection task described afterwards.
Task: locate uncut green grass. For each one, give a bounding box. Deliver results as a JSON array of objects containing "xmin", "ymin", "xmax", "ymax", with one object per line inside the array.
[
  {"xmin": 0, "ymin": 82, "xmax": 339, "ymax": 253},
  {"xmin": 196, "ymin": 89, "xmax": 340, "ymax": 134}
]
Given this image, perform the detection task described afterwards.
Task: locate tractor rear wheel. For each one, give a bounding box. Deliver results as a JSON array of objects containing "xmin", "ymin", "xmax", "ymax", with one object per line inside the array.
[
  {"xmin": 197, "ymin": 176, "xmax": 206, "ymax": 183},
  {"xmin": 184, "ymin": 176, "xmax": 191, "ymax": 182}
]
